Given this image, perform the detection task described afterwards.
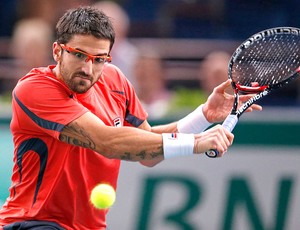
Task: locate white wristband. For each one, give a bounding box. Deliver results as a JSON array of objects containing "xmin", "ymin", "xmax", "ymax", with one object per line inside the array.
[
  {"xmin": 177, "ymin": 105, "xmax": 212, "ymax": 134},
  {"xmin": 162, "ymin": 133, "xmax": 194, "ymax": 159}
]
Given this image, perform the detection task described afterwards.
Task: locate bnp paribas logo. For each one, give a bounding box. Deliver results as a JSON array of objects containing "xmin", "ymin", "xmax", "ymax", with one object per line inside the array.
[{"xmin": 113, "ymin": 117, "xmax": 122, "ymax": 127}]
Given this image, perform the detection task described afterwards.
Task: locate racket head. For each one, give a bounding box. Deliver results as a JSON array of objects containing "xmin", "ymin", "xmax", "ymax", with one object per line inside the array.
[
  {"xmin": 206, "ymin": 27, "xmax": 300, "ymax": 159},
  {"xmin": 228, "ymin": 27, "xmax": 300, "ymax": 94}
]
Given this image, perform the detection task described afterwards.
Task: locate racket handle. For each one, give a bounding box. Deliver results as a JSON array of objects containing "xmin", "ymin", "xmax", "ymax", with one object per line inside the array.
[
  {"xmin": 222, "ymin": 114, "xmax": 238, "ymax": 132},
  {"xmin": 205, "ymin": 115, "xmax": 238, "ymax": 158}
]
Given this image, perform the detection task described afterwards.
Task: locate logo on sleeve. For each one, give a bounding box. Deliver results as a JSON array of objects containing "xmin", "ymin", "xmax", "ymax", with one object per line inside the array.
[{"xmin": 169, "ymin": 133, "xmax": 178, "ymax": 139}]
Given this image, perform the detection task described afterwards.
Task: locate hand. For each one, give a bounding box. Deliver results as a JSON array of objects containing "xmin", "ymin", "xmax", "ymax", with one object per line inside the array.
[
  {"xmin": 202, "ymin": 80, "xmax": 262, "ymax": 123},
  {"xmin": 194, "ymin": 124, "xmax": 234, "ymax": 157}
]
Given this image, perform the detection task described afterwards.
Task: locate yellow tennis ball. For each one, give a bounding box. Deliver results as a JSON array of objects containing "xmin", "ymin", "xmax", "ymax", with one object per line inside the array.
[{"xmin": 90, "ymin": 183, "xmax": 116, "ymax": 209}]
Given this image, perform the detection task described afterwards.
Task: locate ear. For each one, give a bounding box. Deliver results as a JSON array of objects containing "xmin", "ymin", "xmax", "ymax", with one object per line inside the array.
[{"xmin": 52, "ymin": 42, "xmax": 62, "ymax": 62}]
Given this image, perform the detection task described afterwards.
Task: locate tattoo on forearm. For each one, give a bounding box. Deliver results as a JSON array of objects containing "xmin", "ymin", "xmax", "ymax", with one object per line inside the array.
[
  {"xmin": 59, "ymin": 122, "xmax": 96, "ymax": 150},
  {"xmin": 136, "ymin": 150, "xmax": 146, "ymax": 160},
  {"xmin": 120, "ymin": 152, "xmax": 132, "ymax": 161},
  {"xmin": 150, "ymin": 153, "xmax": 160, "ymax": 158},
  {"xmin": 150, "ymin": 147, "xmax": 163, "ymax": 159},
  {"xmin": 60, "ymin": 123, "xmax": 164, "ymax": 161},
  {"xmin": 121, "ymin": 146, "xmax": 163, "ymax": 161}
]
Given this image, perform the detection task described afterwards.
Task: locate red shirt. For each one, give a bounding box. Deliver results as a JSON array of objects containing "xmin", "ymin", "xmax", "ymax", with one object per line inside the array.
[{"xmin": 0, "ymin": 64, "xmax": 147, "ymax": 229}]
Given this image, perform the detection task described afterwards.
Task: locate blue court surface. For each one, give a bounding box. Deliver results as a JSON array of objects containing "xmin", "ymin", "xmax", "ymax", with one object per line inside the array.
[{"xmin": 0, "ymin": 125, "xmax": 13, "ymax": 206}]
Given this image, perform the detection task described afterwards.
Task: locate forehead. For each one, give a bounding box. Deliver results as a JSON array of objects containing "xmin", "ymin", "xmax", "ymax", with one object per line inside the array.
[{"xmin": 67, "ymin": 34, "xmax": 111, "ymax": 54}]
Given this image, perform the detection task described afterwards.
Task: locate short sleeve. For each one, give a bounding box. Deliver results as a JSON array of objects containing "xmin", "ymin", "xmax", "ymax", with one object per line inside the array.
[
  {"xmin": 12, "ymin": 72, "xmax": 88, "ymax": 139},
  {"xmin": 101, "ymin": 64, "xmax": 148, "ymax": 127}
]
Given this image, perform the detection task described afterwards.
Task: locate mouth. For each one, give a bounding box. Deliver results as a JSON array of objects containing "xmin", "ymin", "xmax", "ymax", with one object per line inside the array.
[
  {"xmin": 74, "ymin": 74, "xmax": 92, "ymax": 82},
  {"xmin": 67, "ymin": 73, "xmax": 94, "ymax": 94}
]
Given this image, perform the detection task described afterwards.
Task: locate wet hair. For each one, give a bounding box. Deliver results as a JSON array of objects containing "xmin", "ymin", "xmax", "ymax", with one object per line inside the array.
[{"xmin": 55, "ymin": 6, "xmax": 115, "ymax": 50}]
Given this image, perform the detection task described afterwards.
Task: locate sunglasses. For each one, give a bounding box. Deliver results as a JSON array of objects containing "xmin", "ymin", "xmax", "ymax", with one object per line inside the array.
[{"xmin": 60, "ymin": 44, "xmax": 112, "ymax": 64}]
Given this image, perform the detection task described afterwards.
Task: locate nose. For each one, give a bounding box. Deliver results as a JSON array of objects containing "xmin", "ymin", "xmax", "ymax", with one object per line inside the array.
[
  {"xmin": 85, "ymin": 56, "xmax": 94, "ymax": 64},
  {"xmin": 81, "ymin": 58, "xmax": 93, "ymax": 75}
]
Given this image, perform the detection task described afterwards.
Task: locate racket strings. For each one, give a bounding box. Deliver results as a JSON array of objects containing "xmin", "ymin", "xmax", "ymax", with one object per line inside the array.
[{"xmin": 231, "ymin": 33, "xmax": 300, "ymax": 88}]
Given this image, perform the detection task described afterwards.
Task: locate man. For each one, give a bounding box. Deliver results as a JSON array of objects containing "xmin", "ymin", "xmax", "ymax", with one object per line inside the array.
[{"xmin": 0, "ymin": 6, "xmax": 261, "ymax": 230}]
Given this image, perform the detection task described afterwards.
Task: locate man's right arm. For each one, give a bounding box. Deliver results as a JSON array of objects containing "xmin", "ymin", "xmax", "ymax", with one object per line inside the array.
[
  {"xmin": 59, "ymin": 111, "xmax": 165, "ymax": 161},
  {"xmin": 59, "ymin": 111, "xmax": 233, "ymax": 161}
]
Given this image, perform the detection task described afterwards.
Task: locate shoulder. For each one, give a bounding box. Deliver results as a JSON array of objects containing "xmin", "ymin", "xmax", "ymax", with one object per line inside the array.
[
  {"xmin": 17, "ymin": 66, "xmax": 57, "ymax": 89},
  {"xmin": 15, "ymin": 66, "xmax": 72, "ymax": 99},
  {"xmin": 100, "ymin": 63, "xmax": 134, "ymax": 90},
  {"xmin": 102, "ymin": 63, "xmax": 126, "ymax": 81}
]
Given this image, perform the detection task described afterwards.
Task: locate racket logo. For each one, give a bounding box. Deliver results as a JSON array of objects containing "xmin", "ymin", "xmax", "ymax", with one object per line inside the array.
[
  {"xmin": 238, "ymin": 91, "xmax": 268, "ymax": 115},
  {"xmin": 206, "ymin": 150, "xmax": 218, "ymax": 158}
]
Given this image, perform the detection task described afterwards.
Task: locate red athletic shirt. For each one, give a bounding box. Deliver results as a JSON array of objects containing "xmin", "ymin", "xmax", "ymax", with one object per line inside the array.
[{"xmin": 0, "ymin": 64, "xmax": 148, "ymax": 229}]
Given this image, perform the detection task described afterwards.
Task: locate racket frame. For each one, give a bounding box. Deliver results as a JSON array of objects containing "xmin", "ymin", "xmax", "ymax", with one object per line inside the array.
[{"xmin": 205, "ymin": 27, "xmax": 300, "ymax": 158}]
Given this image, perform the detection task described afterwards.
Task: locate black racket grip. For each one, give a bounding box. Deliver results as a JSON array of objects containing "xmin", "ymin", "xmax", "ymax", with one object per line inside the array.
[{"xmin": 205, "ymin": 115, "xmax": 238, "ymax": 158}]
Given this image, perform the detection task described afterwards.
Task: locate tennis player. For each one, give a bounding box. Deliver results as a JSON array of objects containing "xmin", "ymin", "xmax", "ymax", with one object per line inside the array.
[{"xmin": 0, "ymin": 6, "xmax": 261, "ymax": 230}]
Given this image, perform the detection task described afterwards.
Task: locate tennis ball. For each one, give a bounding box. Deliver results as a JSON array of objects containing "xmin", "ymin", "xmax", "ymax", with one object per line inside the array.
[{"xmin": 90, "ymin": 183, "xmax": 116, "ymax": 209}]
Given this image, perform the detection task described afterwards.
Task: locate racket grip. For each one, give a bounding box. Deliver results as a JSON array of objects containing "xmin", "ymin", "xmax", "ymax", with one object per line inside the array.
[
  {"xmin": 205, "ymin": 115, "xmax": 238, "ymax": 158},
  {"xmin": 222, "ymin": 114, "xmax": 238, "ymax": 132}
]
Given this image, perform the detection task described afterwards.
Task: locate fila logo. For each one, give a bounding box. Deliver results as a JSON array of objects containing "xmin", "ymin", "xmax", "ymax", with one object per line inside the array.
[{"xmin": 113, "ymin": 117, "xmax": 122, "ymax": 127}]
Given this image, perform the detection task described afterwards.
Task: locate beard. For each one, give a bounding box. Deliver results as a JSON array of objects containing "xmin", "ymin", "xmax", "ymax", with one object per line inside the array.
[{"xmin": 59, "ymin": 63, "xmax": 95, "ymax": 94}]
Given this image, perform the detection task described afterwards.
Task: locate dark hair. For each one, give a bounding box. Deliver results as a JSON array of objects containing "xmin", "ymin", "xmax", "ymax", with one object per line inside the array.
[{"xmin": 55, "ymin": 6, "xmax": 115, "ymax": 51}]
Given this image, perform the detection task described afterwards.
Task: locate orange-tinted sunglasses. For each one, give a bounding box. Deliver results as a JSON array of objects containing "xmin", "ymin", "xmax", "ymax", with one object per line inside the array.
[{"xmin": 60, "ymin": 44, "xmax": 112, "ymax": 64}]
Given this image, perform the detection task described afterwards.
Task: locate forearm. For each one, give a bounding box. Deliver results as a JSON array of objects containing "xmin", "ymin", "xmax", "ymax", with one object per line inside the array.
[
  {"xmin": 59, "ymin": 111, "xmax": 233, "ymax": 163},
  {"xmin": 150, "ymin": 105, "xmax": 211, "ymax": 135},
  {"xmin": 150, "ymin": 121, "xmax": 178, "ymax": 134},
  {"xmin": 60, "ymin": 112, "xmax": 164, "ymax": 161},
  {"xmin": 96, "ymin": 126, "xmax": 164, "ymax": 161}
]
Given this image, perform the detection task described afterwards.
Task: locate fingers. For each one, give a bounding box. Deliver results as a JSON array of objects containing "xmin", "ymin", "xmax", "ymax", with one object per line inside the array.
[
  {"xmin": 216, "ymin": 126, "xmax": 234, "ymax": 157},
  {"xmin": 244, "ymin": 104, "xmax": 262, "ymax": 112},
  {"xmin": 250, "ymin": 104, "xmax": 262, "ymax": 111},
  {"xmin": 213, "ymin": 79, "xmax": 232, "ymax": 93},
  {"xmin": 238, "ymin": 94, "xmax": 263, "ymax": 112},
  {"xmin": 194, "ymin": 125, "xmax": 234, "ymax": 157}
]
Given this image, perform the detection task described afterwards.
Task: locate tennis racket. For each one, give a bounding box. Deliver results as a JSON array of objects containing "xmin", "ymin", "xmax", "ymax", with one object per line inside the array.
[{"xmin": 205, "ymin": 27, "xmax": 300, "ymax": 158}]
